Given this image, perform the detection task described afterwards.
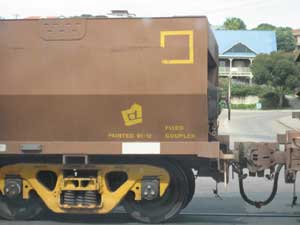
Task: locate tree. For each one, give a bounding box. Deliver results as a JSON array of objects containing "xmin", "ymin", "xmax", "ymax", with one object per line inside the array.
[
  {"xmin": 254, "ymin": 23, "xmax": 276, "ymax": 31},
  {"xmin": 253, "ymin": 24, "xmax": 296, "ymax": 52},
  {"xmin": 223, "ymin": 17, "xmax": 246, "ymax": 30},
  {"xmin": 276, "ymin": 27, "xmax": 296, "ymax": 52},
  {"xmin": 251, "ymin": 52, "xmax": 300, "ymax": 107},
  {"xmin": 250, "ymin": 54, "xmax": 273, "ymax": 85}
]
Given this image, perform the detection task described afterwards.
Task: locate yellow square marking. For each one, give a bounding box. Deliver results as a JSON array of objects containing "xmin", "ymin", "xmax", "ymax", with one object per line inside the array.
[{"xmin": 160, "ymin": 30, "xmax": 194, "ymax": 64}]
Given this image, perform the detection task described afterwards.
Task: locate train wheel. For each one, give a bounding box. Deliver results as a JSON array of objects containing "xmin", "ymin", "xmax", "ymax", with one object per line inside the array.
[
  {"xmin": 123, "ymin": 160, "xmax": 189, "ymax": 223},
  {"xmin": 181, "ymin": 165, "xmax": 195, "ymax": 209},
  {"xmin": 0, "ymin": 193, "xmax": 43, "ymax": 220}
]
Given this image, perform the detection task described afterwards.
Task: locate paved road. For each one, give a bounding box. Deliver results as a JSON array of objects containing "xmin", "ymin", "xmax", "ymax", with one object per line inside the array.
[
  {"xmin": 1, "ymin": 110, "xmax": 300, "ymax": 225},
  {"xmin": 1, "ymin": 212, "xmax": 300, "ymax": 225},
  {"xmin": 219, "ymin": 109, "xmax": 295, "ymax": 144}
]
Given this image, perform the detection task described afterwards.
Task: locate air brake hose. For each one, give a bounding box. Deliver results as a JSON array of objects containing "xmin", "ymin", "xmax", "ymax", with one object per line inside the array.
[{"xmin": 238, "ymin": 164, "xmax": 283, "ymax": 208}]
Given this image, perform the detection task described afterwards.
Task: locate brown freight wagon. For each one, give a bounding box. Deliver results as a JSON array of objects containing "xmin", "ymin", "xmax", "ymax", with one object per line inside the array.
[
  {"xmin": 0, "ymin": 16, "xmax": 226, "ymax": 223},
  {"xmin": 1, "ymin": 16, "xmax": 299, "ymax": 223}
]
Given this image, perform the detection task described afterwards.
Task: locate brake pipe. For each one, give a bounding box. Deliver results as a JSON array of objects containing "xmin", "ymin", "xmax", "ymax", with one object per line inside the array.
[{"xmin": 238, "ymin": 164, "xmax": 283, "ymax": 208}]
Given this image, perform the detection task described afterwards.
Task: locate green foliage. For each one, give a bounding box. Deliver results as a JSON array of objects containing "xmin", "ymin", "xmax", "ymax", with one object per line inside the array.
[
  {"xmin": 276, "ymin": 27, "xmax": 297, "ymax": 52},
  {"xmin": 218, "ymin": 79, "xmax": 291, "ymax": 109},
  {"xmin": 218, "ymin": 78, "xmax": 229, "ymax": 97},
  {"xmin": 251, "ymin": 52, "xmax": 300, "ymax": 107},
  {"xmin": 219, "ymin": 79, "xmax": 272, "ymax": 98},
  {"xmin": 252, "ymin": 52, "xmax": 299, "ymax": 88},
  {"xmin": 253, "ymin": 24, "xmax": 296, "ymax": 52},
  {"xmin": 260, "ymin": 92, "xmax": 289, "ymax": 109},
  {"xmin": 231, "ymin": 84, "xmax": 271, "ymax": 97},
  {"xmin": 219, "ymin": 100, "xmax": 227, "ymax": 109},
  {"xmin": 231, "ymin": 104, "xmax": 256, "ymax": 110},
  {"xmin": 218, "ymin": 78, "xmax": 292, "ymax": 109},
  {"xmin": 250, "ymin": 54, "xmax": 272, "ymax": 85},
  {"xmin": 254, "ymin": 23, "xmax": 276, "ymax": 31},
  {"xmin": 223, "ymin": 17, "xmax": 246, "ymax": 30}
]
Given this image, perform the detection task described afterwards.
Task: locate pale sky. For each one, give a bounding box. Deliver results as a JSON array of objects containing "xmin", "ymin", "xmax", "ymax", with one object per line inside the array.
[{"xmin": 0, "ymin": 0, "xmax": 298, "ymax": 29}]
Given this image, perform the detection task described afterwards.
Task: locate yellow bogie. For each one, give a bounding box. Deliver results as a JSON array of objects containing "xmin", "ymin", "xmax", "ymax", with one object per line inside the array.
[{"xmin": 0, "ymin": 163, "xmax": 170, "ymax": 214}]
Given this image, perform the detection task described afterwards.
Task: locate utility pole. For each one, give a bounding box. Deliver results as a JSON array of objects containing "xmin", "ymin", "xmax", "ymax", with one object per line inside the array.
[
  {"xmin": 228, "ymin": 76, "xmax": 231, "ymax": 121},
  {"xmin": 227, "ymin": 58, "xmax": 233, "ymax": 121}
]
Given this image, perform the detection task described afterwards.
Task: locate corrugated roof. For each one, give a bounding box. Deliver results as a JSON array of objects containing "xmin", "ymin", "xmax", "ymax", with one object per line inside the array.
[{"xmin": 213, "ymin": 30, "xmax": 277, "ymax": 56}]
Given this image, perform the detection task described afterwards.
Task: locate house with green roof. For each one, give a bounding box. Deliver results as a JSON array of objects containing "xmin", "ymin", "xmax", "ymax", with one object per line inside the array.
[{"xmin": 213, "ymin": 30, "xmax": 277, "ymax": 84}]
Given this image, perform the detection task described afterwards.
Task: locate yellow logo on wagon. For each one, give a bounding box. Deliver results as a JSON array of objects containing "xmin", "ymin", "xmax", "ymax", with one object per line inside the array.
[{"xmin": 121, "ymin": 103, "xmax": 143, "ymax": 126}]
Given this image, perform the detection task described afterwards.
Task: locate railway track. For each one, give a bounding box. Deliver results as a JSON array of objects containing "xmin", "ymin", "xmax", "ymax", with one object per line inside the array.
[
  {"xmin": 179, "ymin": 212, "xmax": 300, "ymax": 218},
  {"xmin": 0, "ymin": 212, "xmax": 299, "ymax": 225}
]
